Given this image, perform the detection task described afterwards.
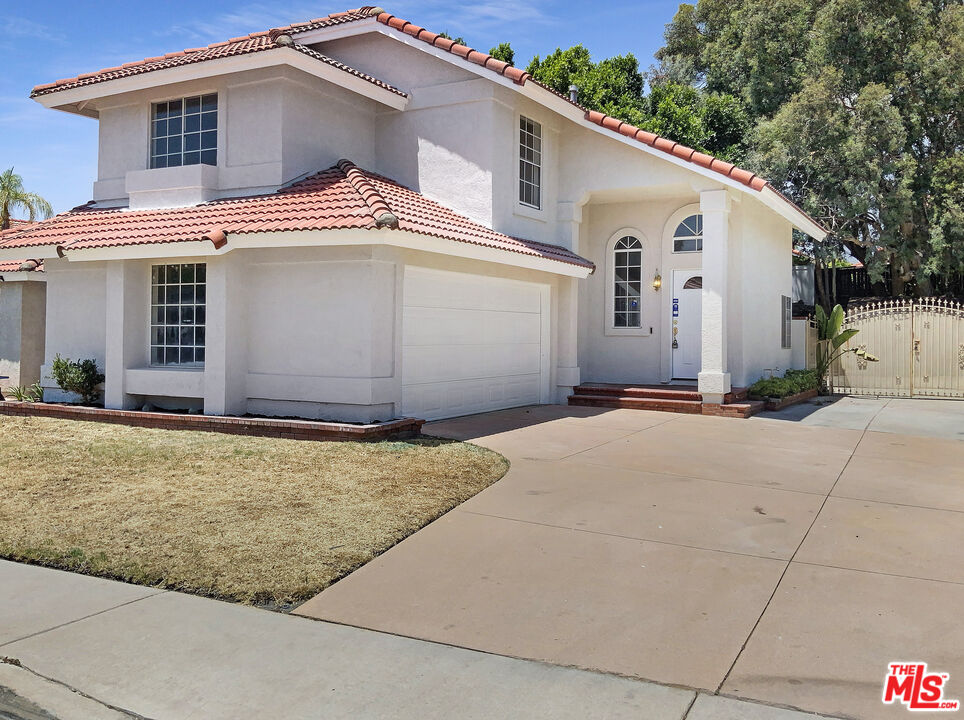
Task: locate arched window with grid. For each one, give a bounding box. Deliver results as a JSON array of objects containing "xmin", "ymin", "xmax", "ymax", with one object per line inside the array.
[
  {"xmin": 673, "ymin": 214, "xmax": 703, "ymax": 252},
  {"xmin": 613, "ymin": 236, "xmax": 643, "ymax": 328}
]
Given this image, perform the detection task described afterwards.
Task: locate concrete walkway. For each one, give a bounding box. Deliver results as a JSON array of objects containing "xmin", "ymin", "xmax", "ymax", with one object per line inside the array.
[
  {"xmin": 297, "ymin": 402, "xmax": 964, "ymax": 720},
  {"xmin": 0, "ymin": 560, "xmax": 831, "ymax": 720}
]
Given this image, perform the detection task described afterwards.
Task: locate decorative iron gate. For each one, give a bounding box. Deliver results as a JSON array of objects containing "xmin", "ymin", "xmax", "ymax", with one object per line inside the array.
[{"xmin": 831, "ymin": 298, "xmax": 964, "ymax": 398}]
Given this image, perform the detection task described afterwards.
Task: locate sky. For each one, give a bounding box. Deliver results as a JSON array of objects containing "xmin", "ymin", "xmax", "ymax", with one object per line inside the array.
[{"xmin": 1, "ymin": 1, "xmax": 681, "ymax": 214}]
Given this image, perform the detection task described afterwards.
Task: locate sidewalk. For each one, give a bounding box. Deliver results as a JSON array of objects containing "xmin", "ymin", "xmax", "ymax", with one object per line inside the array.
[{"xmin": 0, "ymin": 560, "xmax": 834, "ymax": 719}]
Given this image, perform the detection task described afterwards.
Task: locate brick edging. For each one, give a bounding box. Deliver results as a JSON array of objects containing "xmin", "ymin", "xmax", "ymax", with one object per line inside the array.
[
  {"xmin": 0, "ymin": 401, "xmax": 424, "ymax": 442},
  {"xmin": 761, "ymin": 388, "xmax": 819, "ymax": 411}
]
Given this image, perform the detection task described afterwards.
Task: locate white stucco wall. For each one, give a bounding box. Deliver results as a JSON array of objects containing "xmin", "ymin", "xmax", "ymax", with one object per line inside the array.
[
  {"xmin": 40, "ymin": 259, "xmax": 108, "ymax": 401},
  {"xmin": 735, "ymin": 199, "xmax": 794, "ymax": 386},
  {"xmin": 92, "ymin": 66, "xmax": 376, "ymax": 207}
]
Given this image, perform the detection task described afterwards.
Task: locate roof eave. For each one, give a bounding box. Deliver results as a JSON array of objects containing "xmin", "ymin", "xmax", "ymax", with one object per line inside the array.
[
  {"xmin": 52, "ymin": 227, "xmax": 592, "ymax": 277},
  {"xmin": 32, "ymin": 46, "xmax": 408, "ymax": 113}
]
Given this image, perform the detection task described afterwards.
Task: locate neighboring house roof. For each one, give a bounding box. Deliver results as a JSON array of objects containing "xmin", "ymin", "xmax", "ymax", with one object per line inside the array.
[
  {"xmin": 27, "ymin": 5, "xmax": 825, "ymax": 238},
  {"xmin": 0, "ymin": 161, "xmax": 592, "ymax": 270},
  {"xmin": 30, "ymin": 19, "xmax": 406, "ymax": 99},
  {"xmin": 0, "ymin": 221, "xmax": 43, "ymax": 274}
]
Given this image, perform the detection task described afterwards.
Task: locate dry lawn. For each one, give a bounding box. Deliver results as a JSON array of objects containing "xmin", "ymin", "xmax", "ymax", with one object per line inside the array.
[{"xmin": 0, "ymin": 416, "xmax": 507, "ymax": 606}]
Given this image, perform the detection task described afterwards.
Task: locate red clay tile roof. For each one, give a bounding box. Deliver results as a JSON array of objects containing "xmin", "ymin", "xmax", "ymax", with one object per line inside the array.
[
  {"xmin": 30, "ymin": 16, "xmax": 405, "ymax": 99},
  {"xmin": 29, "ymin": 5, "xmax": 819, "ymax": 231},
  {"xmin": 0, "ymin": 161, "xmax": 592, "ymax": 270},
  {"xmin": 0, "ymin": 222, "xmax": 43, "ymax": 273}
]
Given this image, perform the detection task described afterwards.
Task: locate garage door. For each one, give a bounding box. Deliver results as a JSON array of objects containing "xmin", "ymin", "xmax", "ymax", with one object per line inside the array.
[{"xmin": 402, "ymin": 266, "xmax": 549, "ymax": 420}]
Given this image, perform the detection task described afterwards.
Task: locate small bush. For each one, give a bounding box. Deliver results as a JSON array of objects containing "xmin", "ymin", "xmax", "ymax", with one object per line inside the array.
[
  {"xmin": 7, "ymin": 384, "xmax": 42, "ymax": 402},
  {"xmin": 748, "ymin": 369, "xmax": 819, "ymax": 399},
  {"xmin": 51, "ymin": 354, "xmax": 105, "ymax": 405}
]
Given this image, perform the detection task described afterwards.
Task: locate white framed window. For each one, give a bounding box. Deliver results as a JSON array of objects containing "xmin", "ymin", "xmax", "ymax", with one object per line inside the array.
[
  {"xmin": 519, "ymin": 116, "xmax": 542, "ymax": 209},
  {"xmin": 781, "ymin": 295, "xmax": 792, "ymax": 348},
  {"xmin": 613, "ymin": 236, "xmax": 643, "ymax": 328},
  {"xmin": 150, "ymin": 94, "xmax": 217, "ymax": 169},
  {"xmin": 150, "ymin": 263, "xmax": 206, "ymax": 366},
  {"xmin": 673, "ymin": 214, "xmax": 703, "ymax": 252}
]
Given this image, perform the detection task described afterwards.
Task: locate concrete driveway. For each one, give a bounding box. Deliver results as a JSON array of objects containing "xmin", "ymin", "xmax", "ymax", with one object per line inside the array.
[{"xmin": 297, "ymin": 401, "xmax": 964, "ymax": 720}]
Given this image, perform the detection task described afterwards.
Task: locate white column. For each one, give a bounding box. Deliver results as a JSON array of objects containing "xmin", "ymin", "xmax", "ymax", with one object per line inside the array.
[
  {"xmin": 203, "ymin": 254, "xmax": 247, "ymax": 416},
  {"xmin": 104, "ymin": 261, "xmax": 140, "ymax": 410},
  {"xmin": 555, "ymin": 201, "xmax": 584, "ymax": 402},
  {"xmin": 698, "ymin": 189, "xmax": 732, "ymax": 404}
]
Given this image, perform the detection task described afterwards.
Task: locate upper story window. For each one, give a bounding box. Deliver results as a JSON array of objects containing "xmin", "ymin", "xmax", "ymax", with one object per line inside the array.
[
  {"xmin": 613, "ymin": 236, "xmax": 643, "ymax": 328},
  {"xmin": 519, "ymin": 116, "xmax": 542, "ymax": 209},
  {"xmin": 673, "ymin": 214, "xmax": 703, "ymax": 252},
  {"xmin": 150, "ymin": 94, "xmax": 218, "ymax": 169},
  {"xmin": 151, "ymin": 263, "xmax": 206, "ymax": 367}
]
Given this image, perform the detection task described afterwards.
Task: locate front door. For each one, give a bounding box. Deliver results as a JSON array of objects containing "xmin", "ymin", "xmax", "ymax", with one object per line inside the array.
[{"xmin": 672, "ymin": 270, "xmax": 702, "ymax": 379}]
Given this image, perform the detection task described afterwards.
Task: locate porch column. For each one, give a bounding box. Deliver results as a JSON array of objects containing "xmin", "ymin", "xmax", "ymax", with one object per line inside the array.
[
  {"xmin": 698, "ymin": 189, "xmax": 732, "ymax": 404},
  {"xmin": 104, "ymin": 261, "xmax": 140, "ymax": 410},
  {"xmin": 555, "ymin": 201, "xmax": 583, "ymax": 402},
  {"xmin": 203, "ymin": 254, "xmax": 247, "ymax": 416}
]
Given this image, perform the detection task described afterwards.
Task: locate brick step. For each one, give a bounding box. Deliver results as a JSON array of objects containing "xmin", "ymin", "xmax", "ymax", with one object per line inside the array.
[
  {"xmin": 572, "ymin": 384, "xmax": 702, "ymax": 402},
  {"xmin": 703, "ymin": 400, "xmax": 767, "ymax": 419},
  {"xmin": 568, "ymin": 393, "xmax": 704, "ymax": 414},
  {"xmin": 724, "ymin": 387, "xmax": 749, "ymax": 403}
]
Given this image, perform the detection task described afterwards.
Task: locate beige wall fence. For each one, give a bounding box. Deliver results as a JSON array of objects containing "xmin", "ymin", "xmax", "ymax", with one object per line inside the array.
[{"xmin": 831, "ymin": 298, "xmax": 964, "ymax": 398}]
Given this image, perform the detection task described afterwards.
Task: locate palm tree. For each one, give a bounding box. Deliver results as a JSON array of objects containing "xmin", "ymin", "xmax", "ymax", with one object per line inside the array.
[{"xmin": 0, "ymin": 168, "xmax": 53, "ymax": 230}]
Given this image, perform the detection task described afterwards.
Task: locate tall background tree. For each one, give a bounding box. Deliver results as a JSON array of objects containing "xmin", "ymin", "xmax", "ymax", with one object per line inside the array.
[
  {"xmin": 0, "ymin": 168, "xmax": 53, "ymax": 230},
  {"xmin": 656, "ymin": 0, "xmax": 964, "ymax": 299}
]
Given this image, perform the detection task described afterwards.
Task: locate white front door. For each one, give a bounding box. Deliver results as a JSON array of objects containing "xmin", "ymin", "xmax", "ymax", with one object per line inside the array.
[{"xmin": 672, "ymin": 270, "xmax": 702, "ymax": 379}]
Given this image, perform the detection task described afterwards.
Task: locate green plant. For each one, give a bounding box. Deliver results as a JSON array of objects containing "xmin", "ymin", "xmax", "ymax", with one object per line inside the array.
[
  {"xmin": 51, "ymin": 355, "xmax": 105, "ymax": 405},
  {"xmin": 7, "ymin": 384, "xmax": 42, "ymax": 402},
  {"xmin": 748, "ymin": 369, "xmax": 820, "ymax": 399},
  {"xmin": 815, "ymin": 305, "xmax": 878, "ymax": 393}
]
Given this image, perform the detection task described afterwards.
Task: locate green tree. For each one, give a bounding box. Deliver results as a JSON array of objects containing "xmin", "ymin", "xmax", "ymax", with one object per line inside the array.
[
  {"xmin": 489, "ymin": 42, "xmax": 515, "ymax": 66},
  {"xmin": 658, "ymin": 0, "xmax": 964, "ymax": 298},
  {"xmin": 526, "ymin": 45, "xmax": 750, "ymax": 161},
  {"xmin": 0, "ymin": 168, "xmax": 52, "ymax": 230}
]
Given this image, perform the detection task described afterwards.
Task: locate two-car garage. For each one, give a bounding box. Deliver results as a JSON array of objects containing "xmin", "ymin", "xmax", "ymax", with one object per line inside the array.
[{"xmin": 401, "ymin": 266, "xmax": 550, "ymax": 421}]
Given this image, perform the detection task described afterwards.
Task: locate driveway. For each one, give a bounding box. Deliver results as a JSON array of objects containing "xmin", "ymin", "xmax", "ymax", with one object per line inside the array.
[{"xmin": 297, "ymin": 400, "xmax": 964, "ymax": 720}]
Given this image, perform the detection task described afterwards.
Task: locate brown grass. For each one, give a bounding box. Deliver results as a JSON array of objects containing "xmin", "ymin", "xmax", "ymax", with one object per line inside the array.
[{"xmin": 0, "ymin": 416, "xmax": 507, "ymax": 606}]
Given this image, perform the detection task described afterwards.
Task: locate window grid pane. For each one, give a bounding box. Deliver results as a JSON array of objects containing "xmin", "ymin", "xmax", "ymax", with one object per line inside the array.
[
  {"xmin": 150, "ymin": 94, "xmax": 217, "ymax": 169},
  {"xmin": 673, "ymin": 214, "xmax": 703, "ymax": 253},
  {"xmin": 150, "ymin": 263, "xmax": 206, "ymax": 367},
  {"xmin": 519, "ymin": 116, "xmax": 542, "ymax": 209},
  {"xmin": 613, "ymin": 236, "xmax": 642, "ymax": 328}
]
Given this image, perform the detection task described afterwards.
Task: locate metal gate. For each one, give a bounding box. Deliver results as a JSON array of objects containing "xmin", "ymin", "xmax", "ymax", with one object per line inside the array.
[{"xmin": 831, "ymin": 298, "xmax": 964, "ymax": 398}]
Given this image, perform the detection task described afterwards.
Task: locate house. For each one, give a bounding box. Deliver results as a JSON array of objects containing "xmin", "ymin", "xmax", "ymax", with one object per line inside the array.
[
  {"xmin": 0, "ymin": 6, "xmax": 826, "ymax": 421},
  {"xmin": 0, "ymin": 221, "xmax": 46, "ymax": 393}
]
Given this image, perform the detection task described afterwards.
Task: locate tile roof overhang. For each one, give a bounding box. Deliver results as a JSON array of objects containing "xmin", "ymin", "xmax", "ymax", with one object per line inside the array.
[
  {"xmin": 31, "ymin": 21, "xmax": 408, "ymax": 113},
  {"xmin": 30, "ymin": 5, "xmax": 826, "ymax": 240},
  {"xmin": 0, "ymin": 222, "xmax": 44, "ymax": 278},
  {"xmin": 0, "ymin": 162, "xmax": 593, "ymax": 277}
]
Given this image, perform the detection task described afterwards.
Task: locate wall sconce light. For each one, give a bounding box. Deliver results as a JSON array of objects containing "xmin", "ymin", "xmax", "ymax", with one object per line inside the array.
[{"xmin": 652, "ymin": 271, "xmax": 662, "ymax": 291}]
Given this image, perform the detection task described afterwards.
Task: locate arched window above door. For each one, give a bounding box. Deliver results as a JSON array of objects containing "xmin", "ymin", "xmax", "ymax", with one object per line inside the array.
[
  {"xmin": 613, "ymin": 235, "xmax": 642, "ymax": 328},
  {"xmin": 673, "ymin": 214, "xmax": 703, "ymax": 252}
]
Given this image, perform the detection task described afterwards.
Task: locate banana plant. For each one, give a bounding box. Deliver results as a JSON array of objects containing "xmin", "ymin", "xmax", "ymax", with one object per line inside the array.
[{"xmin": 815, "ymin": 304, "xmax": 878, "ymax": 393}]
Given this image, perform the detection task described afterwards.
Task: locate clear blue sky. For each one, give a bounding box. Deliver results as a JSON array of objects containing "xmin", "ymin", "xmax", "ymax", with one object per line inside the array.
[{"xmin": 1, "ymin": 1, "xmax": 680, "ymax": 214}]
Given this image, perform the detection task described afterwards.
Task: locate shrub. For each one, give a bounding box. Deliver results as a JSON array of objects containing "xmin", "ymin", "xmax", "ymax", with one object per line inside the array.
[
  {"xmin": 748, "ymin": 369, "xmax": 819, "ymax": 399},
  {"xmin": 51, "ymin": 355, "xmax": 105, "ymax": 405},
  {"xmin": 7, "ymin": 383, "xmax": 42, "ymax": 402}
]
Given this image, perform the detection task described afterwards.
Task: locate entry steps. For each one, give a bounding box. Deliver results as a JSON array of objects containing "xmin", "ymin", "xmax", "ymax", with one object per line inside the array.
[{"xmin": 568, "ymin": 383, "xmax": 765, "ymax": 418}]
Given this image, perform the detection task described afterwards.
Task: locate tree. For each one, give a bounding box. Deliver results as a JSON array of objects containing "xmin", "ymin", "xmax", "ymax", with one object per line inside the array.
[
  {"xmin": 657, "ymin": 0, "xmax": 964, "ymax": 298},
  {"xmin": 489, "ymin": 42, "xmax": 514, "ymax": 66},
  {"xmin": 526, "ymin": 45, "xmax": 750, "ymax": 161},
  {"xmin": 437, "ymin": 31, "xmax": 467, "ymax": 46},
  {"xmin": 0, "ymin": 168, "xmax": 53, "ymax": 230}
]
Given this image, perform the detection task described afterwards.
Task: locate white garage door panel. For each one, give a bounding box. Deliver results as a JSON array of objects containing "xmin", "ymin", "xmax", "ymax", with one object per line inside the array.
[
  {"xmin": 403, "ymin": 343, "xmax": 542, "ymax": 384},
  {"xmin": 402, "ymin": 307, "xmax": 543, "ymax": 348},
  {"xmin": 404, "ymin": 267, "xmax": 543, "ymax": 313},
  {"xmin": 402, "ymin": 267, "xmax": 548, "ymax": 420}
]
